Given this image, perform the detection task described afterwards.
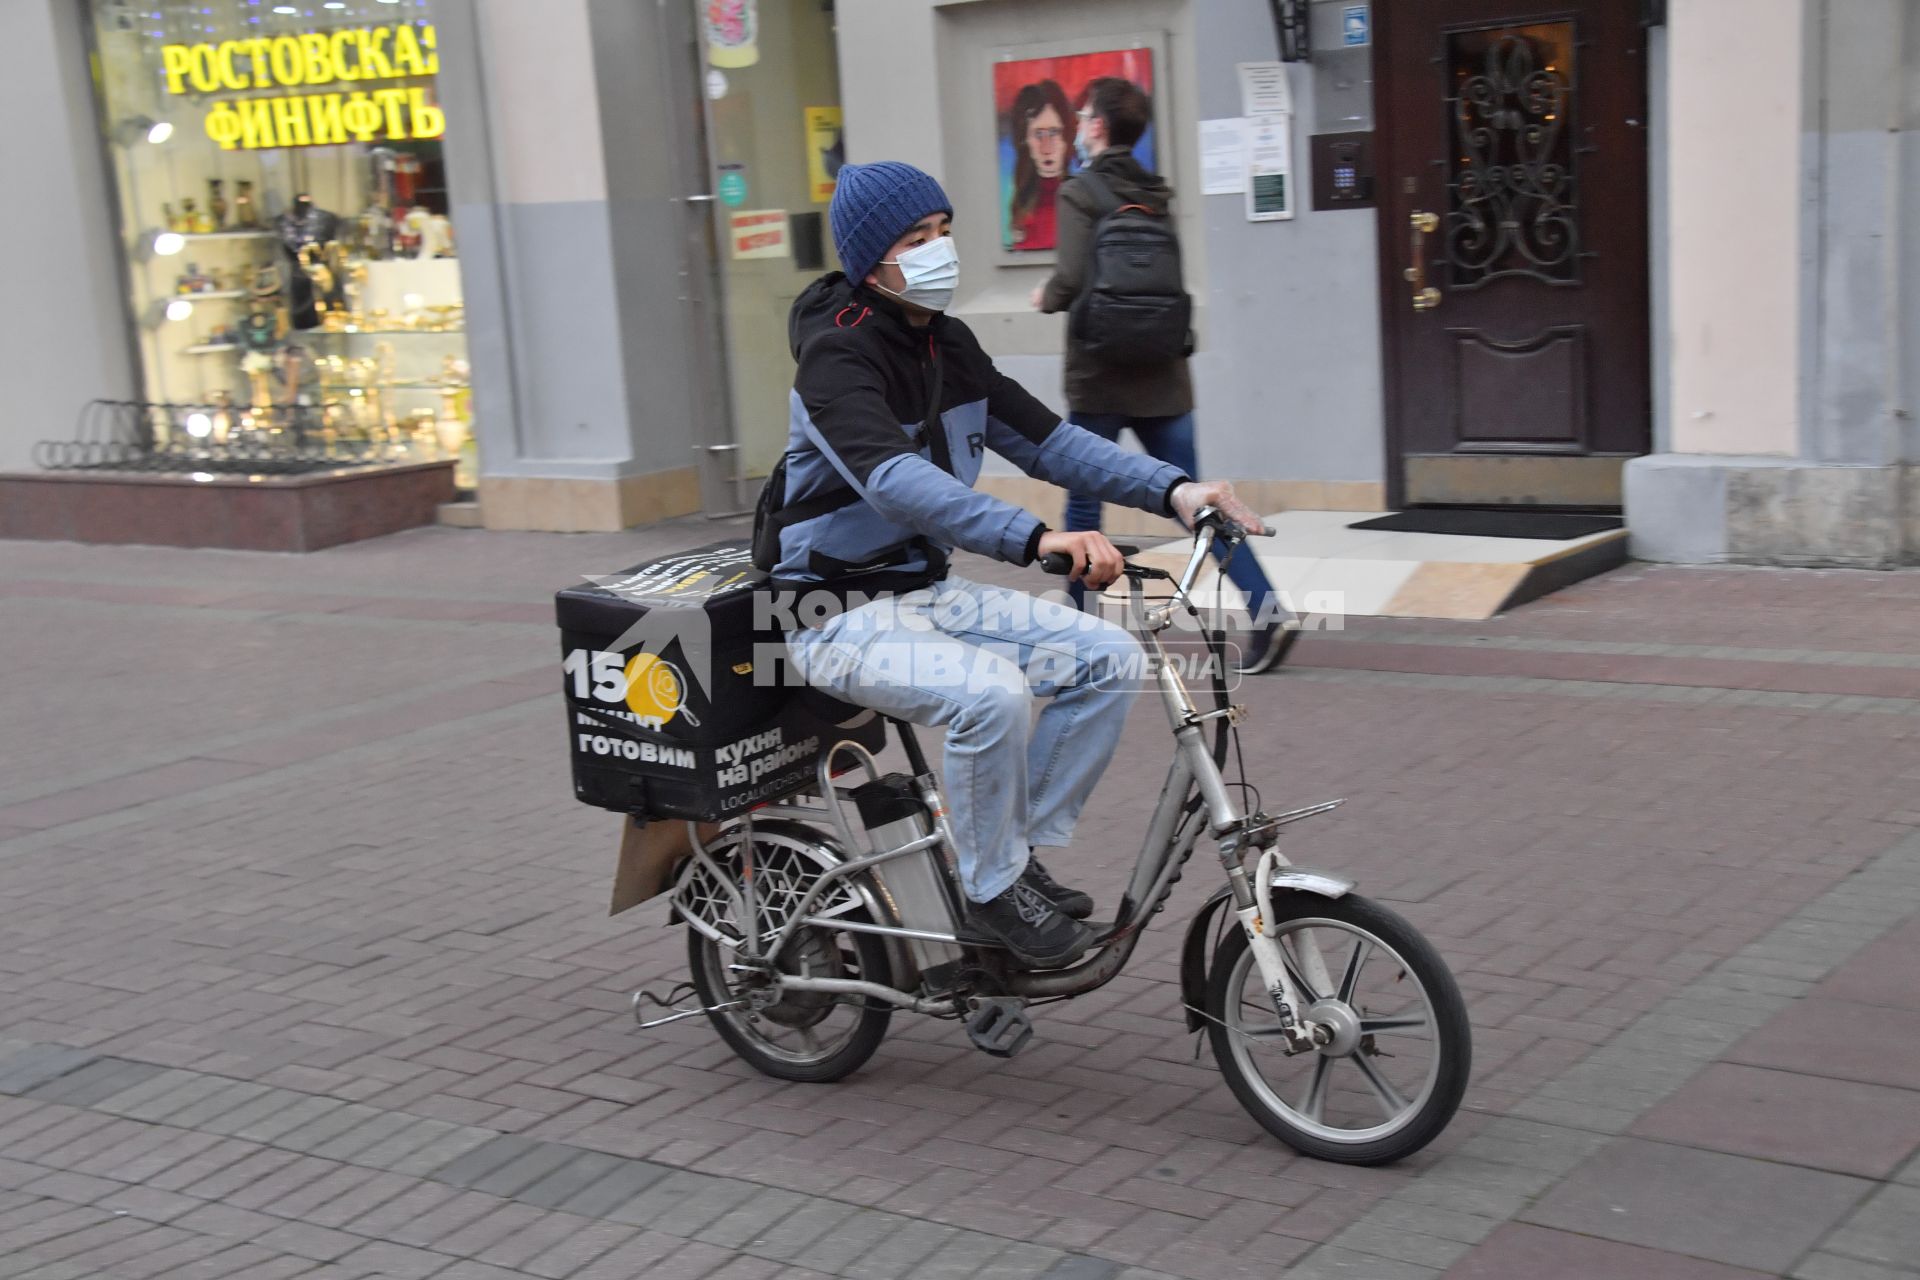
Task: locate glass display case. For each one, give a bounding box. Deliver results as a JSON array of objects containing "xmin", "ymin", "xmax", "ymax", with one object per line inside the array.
[{"xmin": 87, "ymin": 0, "xmax": 476, "ymax": 489}]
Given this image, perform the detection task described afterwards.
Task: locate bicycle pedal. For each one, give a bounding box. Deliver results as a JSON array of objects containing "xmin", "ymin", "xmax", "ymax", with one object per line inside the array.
[{"xmin": 965, "ymin": 997, "xmax": 1033, "ymax": 1058}]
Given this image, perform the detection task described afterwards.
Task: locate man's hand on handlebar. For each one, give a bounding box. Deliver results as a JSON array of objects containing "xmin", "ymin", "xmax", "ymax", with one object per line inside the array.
[
  {"xmin": 1170, "ymin": 480, "xmax": 1271, "ymax": 539},
  {"xmin": 1036, "ymin": 530, "xmax": 1128, "ymax": 591}
]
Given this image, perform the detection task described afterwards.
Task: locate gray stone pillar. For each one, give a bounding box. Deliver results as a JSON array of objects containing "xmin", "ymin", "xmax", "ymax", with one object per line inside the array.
[
  {"xmin": 1628, "ymin": 0, "xmax": 1918, "ymax": 566},
  {"xmin": 0, "ymin": 0, "xmax": 138, "ymax": 473},
  {"xmin": 435, "ymin": 0, "xmax": 715, "ymax": 530}
]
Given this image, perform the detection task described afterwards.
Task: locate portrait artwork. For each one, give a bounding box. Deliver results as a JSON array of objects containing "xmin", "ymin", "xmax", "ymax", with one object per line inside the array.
[{"xmin": 993, "ymin": 48, "xmax": 1156, "ymax": 253}]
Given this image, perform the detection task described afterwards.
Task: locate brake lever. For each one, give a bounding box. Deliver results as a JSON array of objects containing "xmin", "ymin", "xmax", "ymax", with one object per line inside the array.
[
  {"xmin": 1193, "ymin": 504, "xmax": 1277, "ymax": 541},
  {"xmin": 1193, "ymin": 505, "xmax": 1246, "ymax": 542}
]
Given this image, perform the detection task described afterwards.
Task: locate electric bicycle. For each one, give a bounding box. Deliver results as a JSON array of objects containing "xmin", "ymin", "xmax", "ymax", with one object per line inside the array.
[{"xmin": 633, "ymin": 511, "xmax": 1470, "ymax": 1165}]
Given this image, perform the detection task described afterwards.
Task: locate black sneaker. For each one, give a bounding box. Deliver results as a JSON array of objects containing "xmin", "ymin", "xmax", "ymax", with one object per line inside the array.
[
  {"xmin": 1235, "ymin": 622, "xmax": 1300, "ymax": 675},
  {"xmin": 1023, "ymin": 854, "xmax": 1094, "ymax": 920},
  {"xmin": 964, "ymin": 881, "xmax": 1095, "ymax": 969}
]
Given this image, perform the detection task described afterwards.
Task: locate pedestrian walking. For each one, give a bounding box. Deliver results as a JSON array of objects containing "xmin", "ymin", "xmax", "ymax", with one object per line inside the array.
[{"xmin": 1032, "ymin": 77, "xmax": 1295, "ymax": 672}]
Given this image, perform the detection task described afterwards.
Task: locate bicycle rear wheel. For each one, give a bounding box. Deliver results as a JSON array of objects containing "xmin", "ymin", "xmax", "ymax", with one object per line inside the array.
[{"xmin": 687, "ymin": 911, "xmax": 894, "ymax": 1083}]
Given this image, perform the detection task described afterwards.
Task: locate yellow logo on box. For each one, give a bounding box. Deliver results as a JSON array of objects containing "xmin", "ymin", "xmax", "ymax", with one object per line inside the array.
[{"xmin": 624, "ymin": 653, "xmax": 692, "ymax": 725}]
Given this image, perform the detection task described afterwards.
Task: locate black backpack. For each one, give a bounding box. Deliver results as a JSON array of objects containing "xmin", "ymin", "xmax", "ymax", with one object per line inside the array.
[
  {"xmin": 1067, "ymin": 171, "xmax": 1193, "ymax": 364},
  {"xmin": 750, "ymin": 452, "xmax": 843, "ymax": 573},
  {"xmin": 751, "ymin": 350, "xmax": 948, "ymax": 574}
]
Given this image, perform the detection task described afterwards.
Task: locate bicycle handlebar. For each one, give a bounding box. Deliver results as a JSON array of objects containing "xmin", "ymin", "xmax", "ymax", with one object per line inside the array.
[
  {"xmin": 1034, "ymin": 506, "xmax": 1274, "ymax": 579},
  {"xmin": 1036, "ymin": 522, "xmax": 1242, "ymax": 768}
]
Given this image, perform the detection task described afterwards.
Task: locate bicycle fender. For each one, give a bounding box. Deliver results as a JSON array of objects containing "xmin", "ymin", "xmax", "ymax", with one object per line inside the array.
[
  {"xmin": 1270, "ymin": 868, "xmax": 1356, "ymax": 901},
  {"xmin": 1179, "ymin": 869, "xmax": 1357, "ymax": 1032},
  {"xmin": 670, "ymin": 818, "xmax": 916, "ymax": 988},
  {"xmin": 1181, "ymin": 887, "xmax": 1235, "ymax": 1032}
]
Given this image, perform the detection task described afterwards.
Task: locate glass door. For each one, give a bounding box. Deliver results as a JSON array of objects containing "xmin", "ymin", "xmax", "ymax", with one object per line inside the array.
[{"xmin": 693, "ymin": 0, "xmax": 845, "ymax": 505}]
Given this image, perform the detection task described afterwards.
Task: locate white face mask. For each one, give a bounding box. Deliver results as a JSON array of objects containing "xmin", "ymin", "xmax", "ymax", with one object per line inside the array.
[
  {"xmin": 1075, "ymin": 113, "xmax": 1101, "ymax": 165},
  {"xmin": 875, "ymin": 235, "xmax": 959, "ymax": 312}
]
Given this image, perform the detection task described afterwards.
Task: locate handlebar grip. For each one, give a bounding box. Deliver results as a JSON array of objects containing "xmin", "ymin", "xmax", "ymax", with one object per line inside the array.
[{"xmin": 1038, "ymin": 543, "xmax": 1140, "ymax": 576}]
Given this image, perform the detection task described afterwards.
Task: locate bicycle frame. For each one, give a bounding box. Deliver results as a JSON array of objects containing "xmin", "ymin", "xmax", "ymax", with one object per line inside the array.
[{"xmin": 702, "ymin": 521, "xmax": 1330, "ymax": 1046}]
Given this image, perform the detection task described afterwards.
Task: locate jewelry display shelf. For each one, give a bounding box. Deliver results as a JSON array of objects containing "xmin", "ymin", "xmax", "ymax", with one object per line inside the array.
[
  {"xmin": 309, "ymin": 327, "xmax": 467, "ymax": 337},
  {"xmin": 170, "ymin": 290, "xmax": 248, "ymax": 301},
  {"xmin": 182, "ymin": 338, "xmax": 463, "ymax": 355},
  {"xmin": 319, "ymin": 381, "xmax": 462, "ymax": 391}
]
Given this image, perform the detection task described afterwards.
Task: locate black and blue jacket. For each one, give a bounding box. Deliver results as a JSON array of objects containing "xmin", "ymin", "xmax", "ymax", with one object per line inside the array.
[{"xmin": 772, "ymin": 272, "xmax": 1188, "ymax": 598}]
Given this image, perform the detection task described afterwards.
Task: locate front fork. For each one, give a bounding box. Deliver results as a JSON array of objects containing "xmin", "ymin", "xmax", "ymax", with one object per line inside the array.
[
  {"xmin": 1223, "ymin": 862, "xmax": 1329, "ymax": 1053},
  {"xmin": 1152, "ymin": 629, "xmax": 1336, "ymax": 1051},
  {"xmin": 1181, "ymin": 717, "xmax": 1334, "ymax": 1053}
]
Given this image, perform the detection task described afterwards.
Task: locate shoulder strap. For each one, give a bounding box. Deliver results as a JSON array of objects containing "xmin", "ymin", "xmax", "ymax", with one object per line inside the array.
[
  {"xmin": 774, "ymin": 461, "xmax": 862, "ymax": 528},
  {"xmin": 907, "ymin": 346, "xmax": 953, "ymax": 579},
  {"xmin": 920, "ymin": 343, "xmax": 951, "ymax": 475},
  {"xmin": 1075, "ymin": 169, "xmax": 1161, "ymax": 223},
  {"xmin": 1075, "ymin": 170, "xmax": 1123, "ymax": 218},
  {"xmin": 767, "ymin": 343, "xmax": 953, "ymax": 538}
]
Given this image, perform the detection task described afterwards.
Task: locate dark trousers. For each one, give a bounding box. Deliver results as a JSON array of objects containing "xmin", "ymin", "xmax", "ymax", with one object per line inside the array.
[{"xmin": 1062, "ymin": 411, "xmax": 1279, "ymax": 620}]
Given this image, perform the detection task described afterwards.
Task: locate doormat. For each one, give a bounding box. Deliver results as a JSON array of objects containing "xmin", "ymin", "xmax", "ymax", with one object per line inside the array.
[{"xmin": 1347, "ymin": 509, "xmax": 1625, "ymax": 540}]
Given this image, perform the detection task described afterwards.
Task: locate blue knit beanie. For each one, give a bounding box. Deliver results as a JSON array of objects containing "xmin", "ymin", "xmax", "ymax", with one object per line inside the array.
[{"xmin": 830, "ymin": 161, "xmax": 953, "ymax": 285}]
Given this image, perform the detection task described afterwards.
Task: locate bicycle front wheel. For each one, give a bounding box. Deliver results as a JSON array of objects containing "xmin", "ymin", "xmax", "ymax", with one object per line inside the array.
[{"xmin": 1204, "ymin": 892, "xmax": 1469, "ymax": 1165}]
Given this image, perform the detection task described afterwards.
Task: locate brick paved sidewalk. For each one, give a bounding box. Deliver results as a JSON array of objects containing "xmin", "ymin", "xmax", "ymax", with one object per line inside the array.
[{"xmin": 0, "ymin": 522, "xmax": 1917, "ymax": 1279}]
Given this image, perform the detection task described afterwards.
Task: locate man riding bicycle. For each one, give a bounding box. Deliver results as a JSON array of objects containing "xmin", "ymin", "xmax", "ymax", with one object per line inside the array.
[{"xmin": 767, "ymin": 161, "xmax": 1269, "ymax": 970}]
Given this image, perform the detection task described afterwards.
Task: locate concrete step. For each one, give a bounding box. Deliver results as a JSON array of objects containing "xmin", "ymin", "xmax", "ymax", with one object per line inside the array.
[
  {"xmin": 1113, "ymin": 509, "xmax": 1628, "ymax": 621},
  {"xmin": 437, "ymin": 500, "xmax": 482, "ymax": 528}
]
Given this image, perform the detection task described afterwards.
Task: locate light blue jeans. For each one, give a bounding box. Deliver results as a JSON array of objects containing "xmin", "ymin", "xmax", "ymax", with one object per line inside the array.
[{"xmin": 785, "ymin": 576, "xmax": 1143, "ymax": 903}]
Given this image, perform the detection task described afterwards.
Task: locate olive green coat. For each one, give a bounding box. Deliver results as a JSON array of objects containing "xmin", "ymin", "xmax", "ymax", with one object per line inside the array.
[{"xmin": 1038, "ymin": 149, "xmax": 1195, "ymax": 419}]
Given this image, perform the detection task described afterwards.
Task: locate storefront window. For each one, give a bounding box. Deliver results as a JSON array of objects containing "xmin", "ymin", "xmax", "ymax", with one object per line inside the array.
[{"xmin": 88, "ymin": 0, "xmax": 476, "ymax": 488}]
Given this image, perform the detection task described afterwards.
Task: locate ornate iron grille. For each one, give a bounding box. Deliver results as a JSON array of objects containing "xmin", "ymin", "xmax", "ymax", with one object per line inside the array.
[
  {"xmin": 36, "ymin": 399, "xmax": 414, "ymax": 475},
  {"xmin": 1445, "ymin": 23, "xmax": 1580, "ymax": 289}
]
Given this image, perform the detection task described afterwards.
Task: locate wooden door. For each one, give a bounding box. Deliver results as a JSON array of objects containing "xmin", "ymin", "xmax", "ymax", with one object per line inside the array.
[{"xmin": 1375, "ymin": 1, "xmax": 1651, "ymax": 508}]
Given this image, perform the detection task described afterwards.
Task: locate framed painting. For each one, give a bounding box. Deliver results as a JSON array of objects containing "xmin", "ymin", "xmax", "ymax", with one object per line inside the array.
[{"xmin": 992, "ymin": 45, "xmax": 1158, "ymax": 256}]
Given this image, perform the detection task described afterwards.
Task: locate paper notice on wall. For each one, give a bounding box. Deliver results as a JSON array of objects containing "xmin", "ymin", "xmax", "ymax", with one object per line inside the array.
[
  {"xmin": 728, "ymin": 209, "xmax": 790, "ymax": 259},
  {"xmin": 1245, "ymin": 114, "xmax": 1294, "ymax": 221},
  {"xmin": 1237, "ymin": 61, "xmax": 1293, "ymax": 118},
  {"xmin": 1200, "ymin": 118, "xmax": 1247, "ymax": 196}
]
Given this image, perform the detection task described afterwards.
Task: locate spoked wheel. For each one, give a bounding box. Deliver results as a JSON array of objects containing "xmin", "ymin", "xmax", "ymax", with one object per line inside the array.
[
  {"xmin": 687, "ymin": 910, "xmax": 894, "ymax": 1083},
  {"xmin": 1205, "ymin": 892, "xmax": 1469, "ymax": 1164}
]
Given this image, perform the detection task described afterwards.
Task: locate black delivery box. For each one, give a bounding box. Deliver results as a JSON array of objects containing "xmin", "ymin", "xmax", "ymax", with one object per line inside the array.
[{"xmin": 555, "ymin": 540, "xmax": 885, "ymax": 821}]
